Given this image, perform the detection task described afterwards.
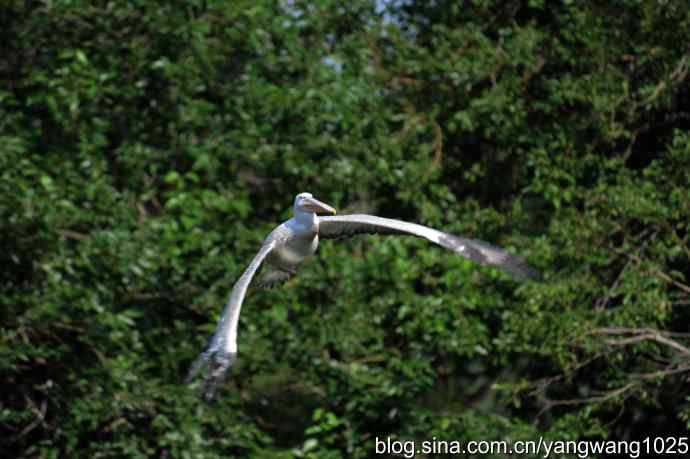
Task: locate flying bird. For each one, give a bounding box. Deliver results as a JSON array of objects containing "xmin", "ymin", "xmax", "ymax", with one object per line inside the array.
[{"xmin": 187, "ymin": 192, "xmax": 539, "ymax": 400}]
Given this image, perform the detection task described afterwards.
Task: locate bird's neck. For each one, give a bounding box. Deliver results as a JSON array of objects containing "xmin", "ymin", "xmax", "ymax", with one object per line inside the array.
[{"xmin": 293, "ymin": 210, "xmax": 318, "ymax": 232}]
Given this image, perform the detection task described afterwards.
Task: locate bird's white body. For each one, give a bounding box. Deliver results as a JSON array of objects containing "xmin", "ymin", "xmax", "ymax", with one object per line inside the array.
[{"xmin": 266, "ymin": 212, "xmax": 319, "ymax": 272}]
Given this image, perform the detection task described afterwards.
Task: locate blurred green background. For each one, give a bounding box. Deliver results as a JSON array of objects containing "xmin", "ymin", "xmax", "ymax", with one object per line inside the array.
[{"xmin": 2, "ymin": 0, "xmax": 689, "ymax": 457}]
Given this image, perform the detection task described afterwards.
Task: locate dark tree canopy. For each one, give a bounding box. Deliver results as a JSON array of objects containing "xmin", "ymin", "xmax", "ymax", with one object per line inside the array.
[{"xmin": 2, "ymin": 0, "xmax": 689, "ymax": 457}]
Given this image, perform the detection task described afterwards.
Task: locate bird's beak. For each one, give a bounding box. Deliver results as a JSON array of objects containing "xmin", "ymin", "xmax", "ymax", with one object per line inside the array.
[{"xmin": 304, "ymin": 196, "xmax": 336, "ymax": 215}]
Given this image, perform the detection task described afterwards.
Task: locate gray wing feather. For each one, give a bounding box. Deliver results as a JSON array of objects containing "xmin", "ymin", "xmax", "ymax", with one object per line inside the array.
[
  {"xmin": 187, "ymin": 240, "xmax": 276, "ymax": 400},
  {"xmin": 212, "ymin": 241, "xmax": 276, "ymax": 342},
  {"xmin": 318, "ymin": 214, "xmax": 538, "ymax": 281}
]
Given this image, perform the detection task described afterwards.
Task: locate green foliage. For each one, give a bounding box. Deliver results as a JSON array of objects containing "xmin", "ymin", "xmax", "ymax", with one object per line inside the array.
[{"xmin": 2, "ymin": 0, "xmax": 689, "ymax": 457}]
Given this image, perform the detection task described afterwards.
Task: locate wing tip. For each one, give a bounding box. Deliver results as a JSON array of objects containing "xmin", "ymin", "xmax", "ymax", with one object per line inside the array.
[
  {"xmin": 508, "ymin": 261, "xmax": 541, "ymax": 282},
  {"xmin": 187, "ymin": 349, "xmax": 238, "ymax": 402},
  {"xmin": 439, "ymin": 233, "xmax": 540, "ymax": 281},
  {"xmin": 485, "ymin": 249, "xmax": 541, "ymax": 282}
]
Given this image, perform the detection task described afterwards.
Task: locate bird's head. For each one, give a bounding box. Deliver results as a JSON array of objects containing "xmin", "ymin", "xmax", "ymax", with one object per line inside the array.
[{"xmin": 293, "ymin": 192, "xmax": 336, "ymax": 216}]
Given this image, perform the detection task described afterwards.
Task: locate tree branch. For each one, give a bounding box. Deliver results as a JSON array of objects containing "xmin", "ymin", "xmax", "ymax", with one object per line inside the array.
[
  {"xmin": 538, "ymin": 383, "xmax": 637, "ymax": 417},
  {"xmin": 592, "ymin": 327, "xmax": 690, "ymax": 357}
]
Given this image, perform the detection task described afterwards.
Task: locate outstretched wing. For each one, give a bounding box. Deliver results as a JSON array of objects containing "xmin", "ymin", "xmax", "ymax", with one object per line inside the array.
[
  {"xmin": 187, "ymin": 240, "xmax": 276, "ymax": 401},
  {"xmin": 318, "ymin": 214, "xmax": 539, "ymax": 281}
]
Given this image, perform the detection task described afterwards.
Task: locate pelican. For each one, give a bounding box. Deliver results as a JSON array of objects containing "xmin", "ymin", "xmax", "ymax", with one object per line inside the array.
[{"xmin": 187, "ymin": 192, "xmax": 539, "ymax": 400}]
